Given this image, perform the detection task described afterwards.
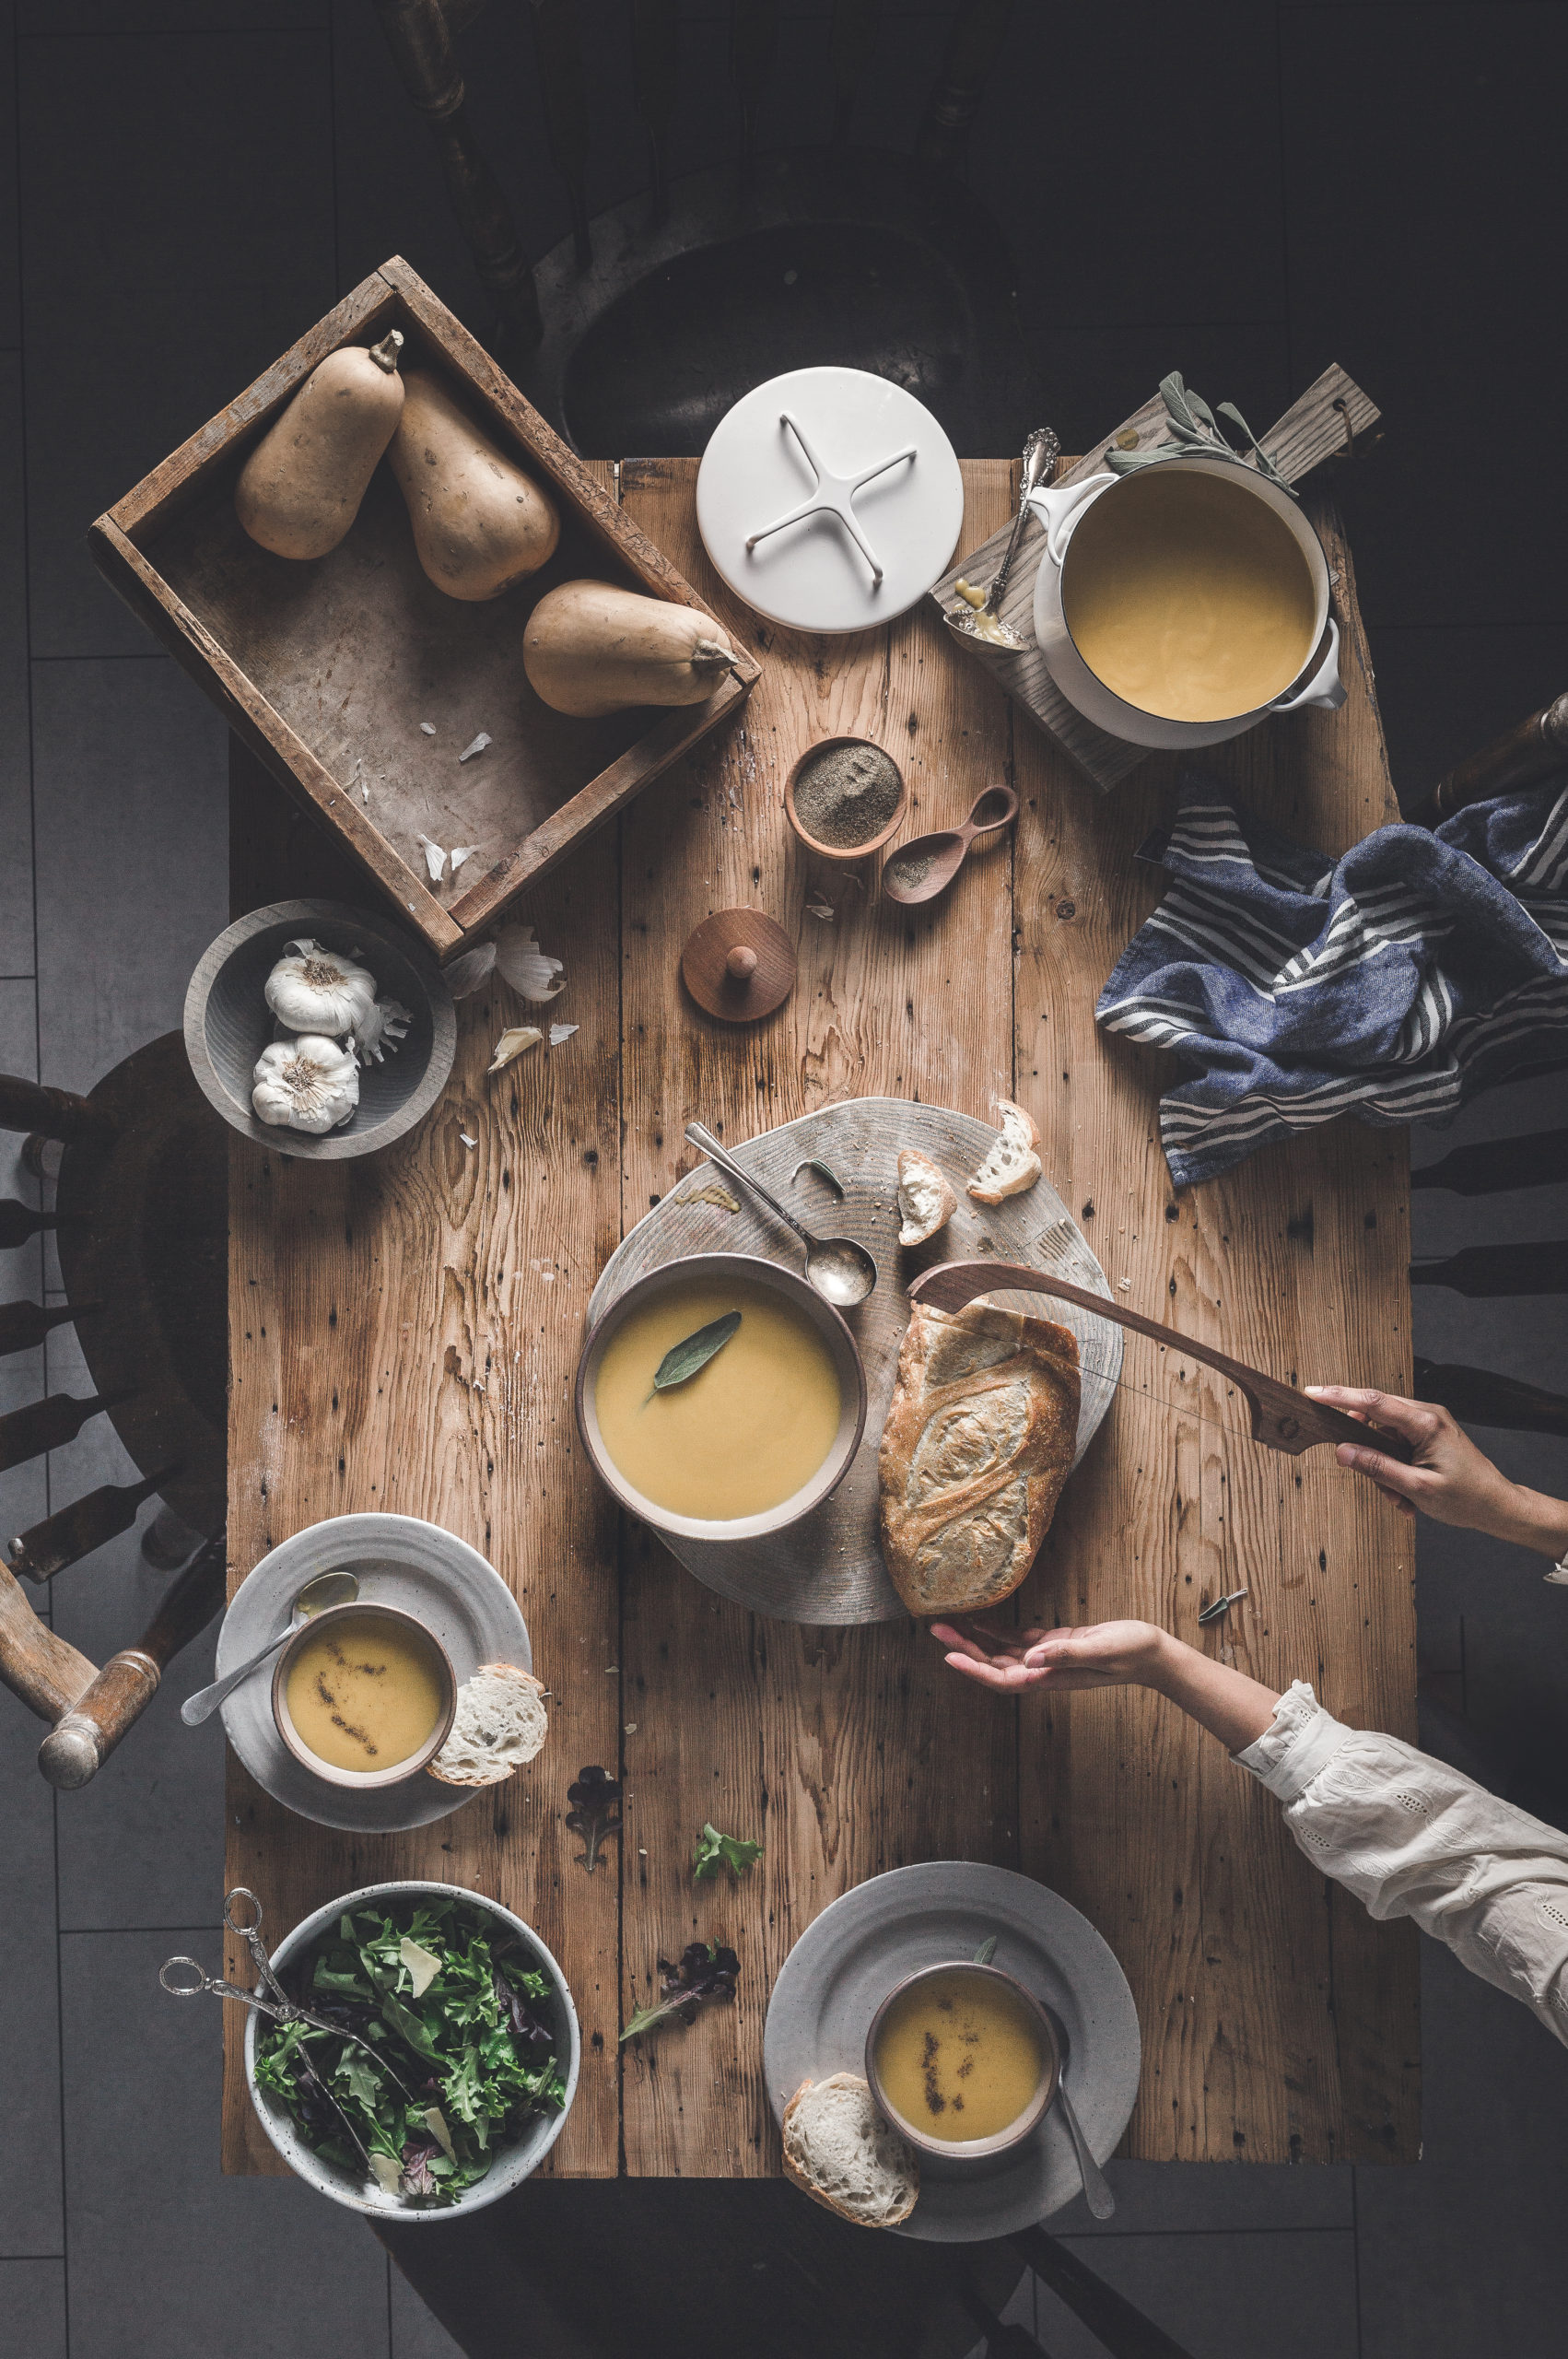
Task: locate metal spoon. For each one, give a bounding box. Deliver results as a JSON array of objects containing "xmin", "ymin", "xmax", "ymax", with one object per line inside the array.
[
  {"xmin": 880, "ymin": 783, "xmax": 1019, "ymax": 907},
  {"xmin": 181, "ymin": 1567, "xmax": 359, "ymax": 1726},
  {"xmin": 683, "ymin": 1121, "xmax": 877, "ymax": 1309},
  {"xmin": 1042, "ymin": 1999, "xmax": 1115, "ymax": 2220},
  {"xmin": 946, "ymin": 426, "xmax": 1059, "ymax": 651}
]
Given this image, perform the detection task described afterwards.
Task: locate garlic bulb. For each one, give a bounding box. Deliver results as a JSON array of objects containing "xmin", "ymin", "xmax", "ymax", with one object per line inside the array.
[
  {"xmin": 494, "ymin": 922, "xmax": 565, "ymax": 1003},
  {"xmin": 265, "ymin": 940, "xmax": 379, "ymax": 1037},
  {"xmin": 353, "ymin": 997, "xmax": 414, "ymax": 1064},
  {"xmin": 252, "ymin": 1036, "xmax": 360, "ymax": 1133}
]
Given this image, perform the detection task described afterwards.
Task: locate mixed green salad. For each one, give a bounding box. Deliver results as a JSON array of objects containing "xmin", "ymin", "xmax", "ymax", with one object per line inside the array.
[{"xmin": 253, "ymin": 1895, "xmax": 568, "ymax": 2205}]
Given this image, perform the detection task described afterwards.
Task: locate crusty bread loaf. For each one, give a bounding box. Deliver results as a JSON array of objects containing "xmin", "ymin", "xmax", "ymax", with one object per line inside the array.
[
  {"xmin": 966, "ymin": 1099, "xmax": 1041, "ymax": 1204},
  {"xmin": 878, "ymin": 1302, "xmax": 1080, "ymax": 1615},
  {"xmin": 427, "ymin": 1662, "xmax": 547, "ymax": 1787},
  {"xmin": 781, "ymin": 2074, "xmax": 919, "ymax": 2227},
  {"xmin": 896, "ymin": 1147, "xmax": 956, "ymax": 1249}
]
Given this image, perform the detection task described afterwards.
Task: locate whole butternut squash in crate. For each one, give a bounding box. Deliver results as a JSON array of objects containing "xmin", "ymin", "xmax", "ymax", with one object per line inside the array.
[
  {"xmin": 523, "ymin": 580, "xmax": 741, "ymax": 716},
  {"xmin": 234, "ymin": 331, "xmax": 405, "ymax": 559},
  {"xmin": 388, "ymin": 370, "xmax": 560, "ymax": 599}
]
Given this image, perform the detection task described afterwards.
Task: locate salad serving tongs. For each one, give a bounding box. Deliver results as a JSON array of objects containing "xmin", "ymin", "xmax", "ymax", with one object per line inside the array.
[{"xmin": 160, "ymin": 1887, "xmax": 417, "ymax": 2175}]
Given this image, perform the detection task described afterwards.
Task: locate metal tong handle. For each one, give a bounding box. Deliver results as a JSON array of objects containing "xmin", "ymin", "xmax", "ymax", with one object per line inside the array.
[
  {"xmin": 685, "ymin": 1121, "xmax": 817, "ymax": 1251},
  {"xmin": 981, "ymin": 427, "xmax": 1059, "ymax": 616}
]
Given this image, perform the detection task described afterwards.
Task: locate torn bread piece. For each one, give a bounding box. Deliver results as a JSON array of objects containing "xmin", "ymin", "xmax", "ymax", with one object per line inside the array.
[
  {"xmin": 427, "ymin": 1662, "xmax": 547, "ymax": 1788},
  {"xmin": 781, "ymin": 2074, "xmax": 919, "ymax": 2227},
  {"xmin": 896, "ymin": 1147, "xmax": 956, "ymax": 1249},
  {"xmin": 966, "ymin": 1098, "xmax": 1041, "ymax": 1204}
]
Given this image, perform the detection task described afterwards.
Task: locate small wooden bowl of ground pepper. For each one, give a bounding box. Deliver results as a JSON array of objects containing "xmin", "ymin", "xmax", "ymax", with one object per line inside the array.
[{"xmin": 784, "ymin": 736, "xmax": 908, "ymax": 863}]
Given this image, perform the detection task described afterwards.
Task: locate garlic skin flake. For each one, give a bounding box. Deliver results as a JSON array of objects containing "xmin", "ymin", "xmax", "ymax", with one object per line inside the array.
[
  {"xmin": 494, "ymin": 921, "xmax": 565, "ymax": 1003},
  {"xmin": 487, "ymin": 1025, "xmax": 543, "ymax": 1074},
  {"xmin": 252, "ymin": 1036, "xmax": 360, "ymax": 1134},
  {"xmin": 354, "ymin": 996, "xmax": 414, "ymax": 1064},
  {"xmin": 264, "ymin": 940, "xmax": 378, "ymax": 1038},
  {"xmin": 443, "ymin": 942, "xmax": 497, "ymax": 1001}
]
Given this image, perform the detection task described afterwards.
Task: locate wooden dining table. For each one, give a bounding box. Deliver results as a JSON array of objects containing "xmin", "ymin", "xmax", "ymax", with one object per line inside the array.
[{"xmin": 221, "ymin": 455, "xmax": 1419, "ymax": 2180}]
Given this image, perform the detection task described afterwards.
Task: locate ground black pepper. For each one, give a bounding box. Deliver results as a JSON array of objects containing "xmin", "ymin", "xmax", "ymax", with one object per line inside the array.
[{"xmin": 791, "ymin": 741, "xmax": 901, "ymax": 849}]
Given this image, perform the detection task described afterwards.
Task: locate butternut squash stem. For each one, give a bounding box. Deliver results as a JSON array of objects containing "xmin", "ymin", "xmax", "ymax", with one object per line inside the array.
[{"xmin": 369, "ymin": 329, "xmax": 404, "ymax": 374}]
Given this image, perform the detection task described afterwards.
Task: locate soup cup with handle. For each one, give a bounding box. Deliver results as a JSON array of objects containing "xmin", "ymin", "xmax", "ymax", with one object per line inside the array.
[
  {"xmin": 1028, "ymin": 450, "xmax": 1346, "ymax": 750},
  {"xmin": 271, "ymin": 1599, "xmax": 457, "ymax": 1790},
  {"xmin": 864, "ymin": 1958, "xmax": 1061, "ymax": 2177},
  {"xmin": 574, "ymin": 1250, "xmax": 867, "ymax": 1545}
]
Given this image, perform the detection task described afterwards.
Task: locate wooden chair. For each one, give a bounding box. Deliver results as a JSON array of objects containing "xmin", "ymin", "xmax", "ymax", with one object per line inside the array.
[
  {"xmin": 372, "ymin": 0, "xmax": 1037, "ymax": 454},
  {"xmin": 0, "ymin": 1036, "xmax": 228, "ymax": 1786}
]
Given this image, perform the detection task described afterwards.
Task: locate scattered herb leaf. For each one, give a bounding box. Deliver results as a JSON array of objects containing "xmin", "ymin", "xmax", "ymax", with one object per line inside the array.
[
  {"xmin": 566, "ymin": 1766, "xmax": 623, "ymax": 1873},
  {"xmin": 620, "ymin": 1941, "xmax": 741, "ymax": 2043},
  {"xmin": 791, "ymin": 1157, "xmax": 845, "ymax": 1199},
  {"xmin": 973, "ymin": 1934, "xmax": 999, "ymax": 1966},
  {"xmin": 1103, "ymin": 372, "xmax": 1297, "ymax": 498},
  {"xmin": 652, "ymin": 1311, "xmax": 742, "ymax": 1392},
  {"xmin": 692, "ymin": 1823, "xmax": 763, "ymax": 1882}
]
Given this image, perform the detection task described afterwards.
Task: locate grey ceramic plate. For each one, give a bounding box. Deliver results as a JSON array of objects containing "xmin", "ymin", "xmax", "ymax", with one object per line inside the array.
[
  {"xmin": 763, "ymin": 1861, "xmax": 1141, "ymax": 2241},
  {"xmin": 216, "ymin": 1513, "xmax": 530, "ymax": 1834},
  {"xmin": 585, "ymin": 1098, "xmax": 1121, "ymax": 1623}
]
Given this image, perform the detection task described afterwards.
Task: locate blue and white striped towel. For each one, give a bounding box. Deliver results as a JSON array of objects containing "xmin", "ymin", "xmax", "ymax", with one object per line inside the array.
[{"xmin": 1094, "ymin": 773, "xmax": 1568, "ymax": 1189}]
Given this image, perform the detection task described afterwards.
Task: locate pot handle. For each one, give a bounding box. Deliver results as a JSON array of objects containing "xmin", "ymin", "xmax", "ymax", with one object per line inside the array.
[
  {"xmin": 1270, "ymin": 616, "xmax": 1346, "ymax": 714},
  {"xmin": 1026, "ymin": 473, "xmax": 1117, "ymax": 569}
]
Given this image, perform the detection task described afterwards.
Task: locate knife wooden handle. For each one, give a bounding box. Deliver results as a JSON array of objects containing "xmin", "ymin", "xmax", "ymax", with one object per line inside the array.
[{"xmin": 906, "ymin": 1261, "xmax": 1414, "ymax": 1463}]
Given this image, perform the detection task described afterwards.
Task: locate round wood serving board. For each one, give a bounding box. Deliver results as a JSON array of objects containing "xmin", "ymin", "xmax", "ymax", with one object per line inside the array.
[{"xmin": 584, "ymin": 1098, "xmax": 1122, "ymax": 1623}]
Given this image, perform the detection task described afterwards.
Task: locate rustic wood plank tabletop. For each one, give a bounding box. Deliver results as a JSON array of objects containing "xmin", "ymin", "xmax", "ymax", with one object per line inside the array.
[{"xmin": 222, "ymin": 456, "xmax": 1419, "ymax": 2178}]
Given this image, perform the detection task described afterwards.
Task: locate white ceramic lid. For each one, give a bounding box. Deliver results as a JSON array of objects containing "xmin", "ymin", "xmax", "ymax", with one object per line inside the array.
[{"xmin": 696, "ymin": 366, "xmax": 965, "ymax": 633}]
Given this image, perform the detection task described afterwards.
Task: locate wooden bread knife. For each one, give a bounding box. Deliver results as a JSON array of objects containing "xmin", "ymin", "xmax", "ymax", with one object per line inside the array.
[{"xmin": 906, "ymin": 1259, "xmax": 1416, "ymax": 1464}]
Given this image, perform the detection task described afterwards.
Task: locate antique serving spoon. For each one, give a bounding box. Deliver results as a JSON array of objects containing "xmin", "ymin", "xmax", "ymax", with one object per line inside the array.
[
  {"xmin": 945, "ymin": 426, "xmax": 1059, "ymax": 651},
  {"xmin": 181, "ymin": 1567, "xmax": 359, "ymax": 1726},
  {"xmin": 684, "ymin": 1121, "xmax": 877, "ymax": 1308},
  {"xmin": 1040, "ymin": 2000, "xmax": 1115, "ymax": 2220},
  {"xmin": 881, "ymin": 784, "xmax": 1019, "ymax": 906}
]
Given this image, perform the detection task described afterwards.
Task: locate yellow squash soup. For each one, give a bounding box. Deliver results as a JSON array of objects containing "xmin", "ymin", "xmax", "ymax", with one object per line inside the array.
[
  {"xmin": 284, "ymin": 1611, "xmax": 446, "ymax": 1775},
  {"xmin": 874, "ymin": 1968, "xmax": 1046, "ymax": 2142},
  {"xmin": 1062, "ymin": 467, "xmax": 1316, "ymax": 723},
  {"xmin": 593, "ymin": 1278, "xmax": 842, "ymax": 1520}
]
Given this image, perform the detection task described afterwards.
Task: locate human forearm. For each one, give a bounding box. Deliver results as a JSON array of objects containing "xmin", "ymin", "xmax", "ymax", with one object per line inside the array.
[
  {"xmin": 1140, "ymin": 1629, "xmax": 1281, "ymax": 1753},
  {"xmin": 1474, "ymin": 1483, "xmax": 1568, "ymax": 1558}
]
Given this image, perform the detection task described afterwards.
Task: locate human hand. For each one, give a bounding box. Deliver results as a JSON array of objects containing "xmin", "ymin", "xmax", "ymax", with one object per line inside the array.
[
  {"xmin": 931, "ymin": 1617, "xmax": 1165, "ymax": 1694},
  {"xmin": 1304, "ymin": 1386, "xmax": 1551, "ymax": 1543}
]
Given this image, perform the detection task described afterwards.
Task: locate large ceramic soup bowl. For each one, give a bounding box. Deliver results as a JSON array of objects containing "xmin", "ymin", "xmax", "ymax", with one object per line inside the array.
[
  {"xmin": 575, "ymin": 1252, "xmax": 867, "ymax": 1543},
  {"xmin": 1028, "ymin": 451, "xmax": 1345, "ymax": 750}
]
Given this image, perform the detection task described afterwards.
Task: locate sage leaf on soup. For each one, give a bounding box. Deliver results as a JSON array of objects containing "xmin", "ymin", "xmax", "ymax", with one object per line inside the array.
[{"xmin": 651, "ymin": 1310, "xmax": 742, "ymax": 1392}]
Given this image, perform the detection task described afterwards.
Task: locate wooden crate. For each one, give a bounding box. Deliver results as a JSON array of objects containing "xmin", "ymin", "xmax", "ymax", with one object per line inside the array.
[{"xmin": 88, "ymin": 257, "xmax": 760, "ymax": 959}]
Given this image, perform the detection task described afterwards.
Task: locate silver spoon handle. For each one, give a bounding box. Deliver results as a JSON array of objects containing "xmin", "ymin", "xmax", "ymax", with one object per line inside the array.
[
  {"xmin": 181, "ymin": 1623, "xmax": 293, "ymax": 1727},
  {"xmin": 985, "ymin": 428, "xmax": 1059, "ymax": 615},
  {"xmin": 1056, "ymin": 2082, "xmax": 1116, "ymax": 2219},
  {"xmin": 684, "ymin": 1122, "xmax": 816, "ymax": 1251}
]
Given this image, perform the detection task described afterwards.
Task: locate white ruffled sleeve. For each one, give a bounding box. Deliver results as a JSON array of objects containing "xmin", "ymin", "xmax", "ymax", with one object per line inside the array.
[{"xmin": 1234, "ymin": 1682, "xmax": 1568, "ymax": 2048}]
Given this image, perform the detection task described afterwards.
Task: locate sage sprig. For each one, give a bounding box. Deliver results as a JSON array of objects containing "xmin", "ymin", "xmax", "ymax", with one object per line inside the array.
[
  {"xmin": 651, "ymin": 1310, "xmax": 742, "ymax": 1392},
  {"xmin": 1105, "ymin": 371, "xmax": 1295, "ymax": 498}
]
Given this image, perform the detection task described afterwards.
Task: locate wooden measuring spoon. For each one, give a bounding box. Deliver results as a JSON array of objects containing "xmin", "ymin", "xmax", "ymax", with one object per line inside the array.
[{"xmin": 880, "ymin": 784, "xmax": 1019, "ymax": 906}]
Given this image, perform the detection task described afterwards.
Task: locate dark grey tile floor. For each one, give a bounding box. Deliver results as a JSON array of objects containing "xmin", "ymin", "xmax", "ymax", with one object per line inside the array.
[{"xmin": 2, "ymin": 5, "xmax": 1565, "ymax": 2353}]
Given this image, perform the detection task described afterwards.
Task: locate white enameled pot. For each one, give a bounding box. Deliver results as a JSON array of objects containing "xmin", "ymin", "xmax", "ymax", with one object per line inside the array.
[{"xmin": 1028, "ymin": 452, "xmax": 1346, "ymax": 750}]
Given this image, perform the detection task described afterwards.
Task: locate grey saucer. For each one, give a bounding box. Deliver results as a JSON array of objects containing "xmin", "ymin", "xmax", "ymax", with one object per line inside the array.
[
  {"xmin": 215, "ymin": 1512, "xmax": 530, "ymax": 1834},
  {"xmin": 763, "ymin": 1860, "xmax": 1140, "ymax": 2240}
]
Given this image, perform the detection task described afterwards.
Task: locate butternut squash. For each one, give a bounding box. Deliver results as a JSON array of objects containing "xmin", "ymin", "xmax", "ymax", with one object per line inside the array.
[
  {"xmin": 388, "ymin": 370, "xmax": 560, "ymax": 600},
  {"xmin": 235, "ymin": 331, "xmax": 404, "ymax": 560},
  {"xmin": 523, "ymin": 580, "xmax": 740, "ymax": 717}
]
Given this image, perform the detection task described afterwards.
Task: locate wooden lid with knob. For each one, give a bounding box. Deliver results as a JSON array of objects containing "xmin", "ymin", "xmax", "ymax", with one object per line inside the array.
[{"xmin": 680, "ymin": 910, "xmax": 797, "ymax": 1023}]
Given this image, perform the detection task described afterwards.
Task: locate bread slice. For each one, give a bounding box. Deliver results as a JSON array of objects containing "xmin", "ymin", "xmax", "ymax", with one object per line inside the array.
[
  {"xmin": 781, "ymin": 2074, "xmax": 919, "ymax": 2228},
  {"xmin": 879, "ymin": 1301, "xmax": 1081, "ymax": 1616},
  {"xmin": 896, "ymin": 1147, "xmax": 956, "ymax": 1249},
  {"xmin": 966, "ymin": 1099, "xmax": 1041, "ymax": 1204},
  {"xmin": 427, "ymin": 1662, "xmax": 547, "ymax": 1788}
]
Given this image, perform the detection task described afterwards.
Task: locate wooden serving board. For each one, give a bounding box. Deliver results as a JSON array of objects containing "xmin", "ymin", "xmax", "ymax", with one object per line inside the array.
[
  {"xmin": 585, "ymin": 1097, "xmax": 1122, "ymax": 1623},
  {"xmin": 928, "ymin": 362, "xmax": 1381, "ymax": 795}
]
